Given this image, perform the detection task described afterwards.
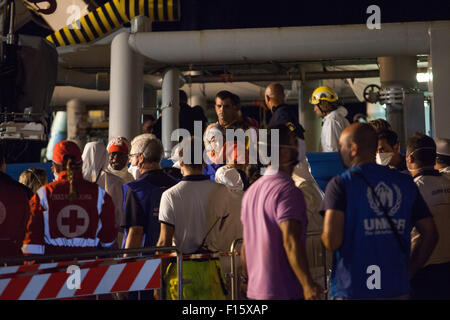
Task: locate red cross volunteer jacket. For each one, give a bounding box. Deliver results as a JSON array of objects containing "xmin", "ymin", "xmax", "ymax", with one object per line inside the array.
[{"xmin": 22, "ymin": 171, "xmax": 118, "ymax": 256}]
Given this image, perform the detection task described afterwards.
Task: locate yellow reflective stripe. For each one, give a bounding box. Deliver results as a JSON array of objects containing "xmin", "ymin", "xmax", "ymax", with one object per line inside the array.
[
  {"xmin": 104, "ymin": 2, "xmax": 120, "ymax": 27},
  {"xmin": 97, "ymin": 8, "xmax": 114, "ymax": 30},
  {"xmin": 54, "ymin": 30, "xmax": 65, "ymax": 46},
  {"xmin": 46, "ymin": 35, "xmax": 53, "ymax": 44},
  {"xmin": 72, "ymin": 21, "xmax": 87, "ymax": 42},
  {"xmin": 129, "ymin": 0, "xmax": 136, "ymax": 19},
  {"xmin": 87, "ymin": 12, "xmax": 104, "ymax": 36},
  {"xmin": 80, "ymin": 17, "xmax": 95, "ymax": 40},
  {"xmin": 113, "ymin": 0, "xmax": 129, "ymax": 22},
  {"xmin": 62, "ymin": 26, "xmax": 76, "ymax": 45},
  {"xmin": 158, "ymin": 0, "xmax": 164, "ymax": 21},
  {"xmin": 149, "ymin": 0, "xmax": 155, "ymax": 20},
  {"xmin": 139, "ymin": 0, "xmax": 145, "ymax": 16},
  {"xmin": 168, "ymin": 0, "xmax": 174, "ymax": 21}
]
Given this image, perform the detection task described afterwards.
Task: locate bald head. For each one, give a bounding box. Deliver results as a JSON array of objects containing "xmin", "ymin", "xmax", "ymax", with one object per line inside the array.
[
  {"xmin": 339, "ymin": 123, "xmax": 378, "ymax": 168},
  {"xmin": 265, "ymin": 83, "xmax": 285, "ymax": 111}
]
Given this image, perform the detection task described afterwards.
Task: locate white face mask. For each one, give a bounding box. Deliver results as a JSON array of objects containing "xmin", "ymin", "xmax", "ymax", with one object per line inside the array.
[
  {"xmin": 376, "ymin": 152, "xmax": 394, "ymax": 166},
  {"xmin": 128, "ymin": 165, "xmax": 141, "ymax": 180}
]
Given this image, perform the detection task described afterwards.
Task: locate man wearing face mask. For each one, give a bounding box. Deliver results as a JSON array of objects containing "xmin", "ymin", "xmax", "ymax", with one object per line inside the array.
[
  {"xmin": 128, "ymin": 134, "xmax": 157, "ymax": 180},
  {"xmin": 376, "ymin": 129, "xmax": 408, "ymax": 172},
  {"xmin": 406, "ymin": 133, "xmax": 450, "ymax": 300},
  {"xmin": 434, "ymin": 137, "xmax": 450, "ymax": 179},
  {"xmin": 265, "ymin": 83, "xmax": 327, "ymax": 285},
  {"xmin": 321, "ymin": 123, "xmax": 437, "ymax": 299},
  {"xmin": 241, "ymin": 124, "xmax": 323, "ymax": 300},
  {"xmin": 121, "ymin": 136, "xmax": 178, "ymax": 252}
]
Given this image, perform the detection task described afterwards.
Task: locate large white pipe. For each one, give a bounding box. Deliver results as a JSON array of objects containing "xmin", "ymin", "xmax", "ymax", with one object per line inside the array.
[
  {"xmin": 50, "ymin": 86, "xmax": 109, "ymax": 106},
  {"xmin": 128, "ymin": 21, "xmax": 449, "ymax": 63},
  {"xmin": 109, "ymin": 31, "xmax": 143, "ymax": 141},
  {"xmin": 430, "ymin": 24, "xmax": 450, "ymax": 139},
  {"xmin": 161, "ymin": 68, "xmax": 180, "ymax": 157},
  {"xmin": 57, "ymin": 67, "xmax": 109, "ymax": 91}
]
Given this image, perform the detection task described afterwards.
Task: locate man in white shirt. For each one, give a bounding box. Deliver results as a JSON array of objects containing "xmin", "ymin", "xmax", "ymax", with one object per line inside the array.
[
  {"xmin": 157, "ymin": 137, "xmax": 227, "ymax": 300},
  {"xmin": 310, "ymin": 86, "xmax": 350, "ymax": 152},
  {"xmin": 407, "ymin": 133, "xmax": 450, "ymax": 299}
]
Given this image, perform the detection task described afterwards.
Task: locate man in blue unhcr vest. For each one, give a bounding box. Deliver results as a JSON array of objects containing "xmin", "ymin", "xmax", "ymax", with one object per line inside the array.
[{"xmin": 321, "ymin": 123, "xmax": 438, "ymax": 299}]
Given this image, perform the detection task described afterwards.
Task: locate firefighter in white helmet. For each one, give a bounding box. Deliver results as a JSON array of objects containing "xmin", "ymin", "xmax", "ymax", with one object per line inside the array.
[{"xmin": 310, "ymin": 86, "xmax": 350, "ymax": 152}]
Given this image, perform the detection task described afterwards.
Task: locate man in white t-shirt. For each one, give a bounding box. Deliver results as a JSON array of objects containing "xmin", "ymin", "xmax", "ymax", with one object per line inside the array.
[{"xmin": 156, "ymin": 137, "xmax": 227, "ymax": 300}]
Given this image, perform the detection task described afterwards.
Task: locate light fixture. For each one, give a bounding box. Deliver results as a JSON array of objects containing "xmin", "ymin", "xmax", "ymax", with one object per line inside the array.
[{"xmin": 416, "ymin": 73, "xmax": 432, "ymax": 83}]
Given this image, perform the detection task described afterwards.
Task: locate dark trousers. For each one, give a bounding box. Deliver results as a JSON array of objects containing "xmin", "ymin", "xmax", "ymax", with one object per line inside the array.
[{"xmin": 411, "ymin": 262, "xmax": 450, "ymax": 300}]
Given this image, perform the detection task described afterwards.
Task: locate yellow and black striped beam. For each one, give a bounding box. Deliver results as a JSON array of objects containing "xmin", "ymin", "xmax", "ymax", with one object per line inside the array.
[{"xmin": 46, "ymin": 0, "xmax": 180, "ymax": 47}]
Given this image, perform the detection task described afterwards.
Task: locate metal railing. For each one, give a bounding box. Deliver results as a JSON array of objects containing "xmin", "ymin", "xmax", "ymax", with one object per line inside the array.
[
  {"xmin": 1, "ymin": 233, "xmax": 330, "ymax": 300},
  {"xmin": 227, "ymin": 232, "xmax": 329, "ymax": 300}
]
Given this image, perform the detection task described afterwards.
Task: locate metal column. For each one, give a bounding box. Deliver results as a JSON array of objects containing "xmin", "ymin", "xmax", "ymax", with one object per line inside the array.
[
  {"xmin": 429, "ymin": 24, "xmax": 450, "ymax": 139},
  {"xmin": 66, "ymin": 99, "xmax": 87, "ymax": 150},
  {"xmin": 109, "ymin": 31, "xmax": 143, "ymax": 141},
  {"xmin": 161, "ymin": 68, "xmax": 180, "ymax": 158}
]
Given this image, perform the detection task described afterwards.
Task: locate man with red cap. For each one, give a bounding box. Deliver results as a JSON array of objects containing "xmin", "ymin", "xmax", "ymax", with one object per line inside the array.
[
  {"xmin": 106, "ymin": 136, "xmax": 134, "ymax": 183},
  {"xmin": 22, "ymin": 140, "xmax": 117, "ymax": 257}
]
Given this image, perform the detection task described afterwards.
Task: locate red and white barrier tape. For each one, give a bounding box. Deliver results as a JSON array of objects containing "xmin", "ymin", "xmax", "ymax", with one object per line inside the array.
[
  {"xmin": 0, "ymin": 250, "xmax": 238, "ymax": 300},
  {"xmin": 0, "ymin": 258, "xmax": 161, "ymax": 300}
]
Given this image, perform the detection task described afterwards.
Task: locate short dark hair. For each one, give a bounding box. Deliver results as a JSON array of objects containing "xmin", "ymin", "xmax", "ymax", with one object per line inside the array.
[
  {"xmin": 351, "ymin": 123, "xmax": 378, "ymax": 155},
  {"xmin": 406, "ymin": 132, "xmax": 436, "ymax": 167},
  {"xmin": 215, "ymin": 90, "xmax": 234, "ymax": 103},
  {"xmin": 178, "ymin": 136, "xmax": 204, "ymax": 170},
  {"xmin": 266, "ymin": 124, "xmax": 295, "ymax": 158},
  {"xmin": 143, "ymin": 114, "xmax": 155, "ymax": 122},
  {"xmin": 179, "ymin": 90, "xmax": 188, "ymax": 104},
  {"xmin": 369, "ymin": 118, "xmax": 392, "ymax": 134},
  {"xmin": 231, "ymin": 93, "xmax": 240, "ymax": 107},
  {"xmin": 378, "ymin": 130, "xmax": 399, "ymax": 148}
]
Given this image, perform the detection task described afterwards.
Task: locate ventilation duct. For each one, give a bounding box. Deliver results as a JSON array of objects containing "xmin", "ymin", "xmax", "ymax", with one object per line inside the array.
[{"xmin": 46, "ymin": 0, "xmax": 180, "ymax": 47}]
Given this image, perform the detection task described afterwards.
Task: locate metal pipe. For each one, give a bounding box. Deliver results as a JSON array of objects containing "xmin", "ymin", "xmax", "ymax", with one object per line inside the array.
[
  {"xmin": 56, "ymin": 67, "xmax": 109, "ymax": 91},
  {"xmin": 129, "ymin": 21, "xmax": 449, "ymax": 64},
  {"xmin": 6, "ymin": 0, "xmax": 14, "ymax": 44},
  {"xmin": 47, "ymin": 0, "xmax": 181, "ymax": 47},
  {"xmin": 161, "ymin": 68, "xmax": 180, "ymax": 157},
  {"xmin": 184, "ymin": 70, "xmax": 380, "ymax": 83},
  {"xmin": 0, "ymin": 246, "xmax": 178, "ymax": 265},
  {"xmin": 109, "ymin": 31, "xmax": 143, "ymax": 141},
  {"xmin": 177, "ymin": 248, "xmax": 183, "ymax": 300},
  {"xmin": 51, "ymin": 86, "xmax": 109, "ymax": 106}
]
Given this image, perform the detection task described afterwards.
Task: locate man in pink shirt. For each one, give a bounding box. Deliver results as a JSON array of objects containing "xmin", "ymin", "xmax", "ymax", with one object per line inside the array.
[{"xmin": 241, "ymin": 125, "xmax": 323, "ymax": 300}]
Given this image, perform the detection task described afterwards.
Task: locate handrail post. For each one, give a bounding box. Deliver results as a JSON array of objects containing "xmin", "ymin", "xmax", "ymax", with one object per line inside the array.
[
  {"xmin": 176, "ymin": 248, "xmax": 183, "ymax": 300},
  {"xmin": 230, "ymin": 238, "xmax": 243, "ymax": 300}
]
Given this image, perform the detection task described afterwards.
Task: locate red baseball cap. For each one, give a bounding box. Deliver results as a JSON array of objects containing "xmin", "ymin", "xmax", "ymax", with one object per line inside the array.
[
  {"xmin": 52, "ymin": 140, "xmax": 82, "ymax": 165},
  {"xmin": 107, "ymin": 137, "xmax": 130, "ymax": 154}
]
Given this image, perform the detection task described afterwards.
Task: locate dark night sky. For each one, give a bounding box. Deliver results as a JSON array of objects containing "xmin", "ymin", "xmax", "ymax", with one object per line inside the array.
[
  {"xmin": 19, "ymin": 0, "xmax": 450, "ymax": 37},
  {"xmin": 150, "ymin": 0, "xmax": 450, "ymax": 31}
]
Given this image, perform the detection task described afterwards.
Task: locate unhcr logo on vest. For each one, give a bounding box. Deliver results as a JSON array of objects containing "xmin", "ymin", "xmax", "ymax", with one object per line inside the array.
[{"xmin": 364, "ymin": 181, "xmax": 406, "ymax": 236}]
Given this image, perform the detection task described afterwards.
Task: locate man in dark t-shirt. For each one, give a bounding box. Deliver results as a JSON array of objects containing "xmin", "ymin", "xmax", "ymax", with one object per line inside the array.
[{"xmin": 321, "ymin": 123, "xmax": 438, "ymax": 299}]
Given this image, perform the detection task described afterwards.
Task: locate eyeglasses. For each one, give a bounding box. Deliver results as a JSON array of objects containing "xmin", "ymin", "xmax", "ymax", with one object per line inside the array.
[{"xmin": 128, "ymin": 153, "xmax": 140, "ymax": 159}]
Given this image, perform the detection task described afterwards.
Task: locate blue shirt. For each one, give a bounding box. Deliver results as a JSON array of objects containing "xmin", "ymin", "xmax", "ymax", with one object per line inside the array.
[
  {"xmin": 121, "ymin": 169, "xmax": 178, "ymax": 248},
  {"xmin": 321, "ymin": 163, "xmax": 431, "ymax": 299},
  {"xmin": 203, "ymin": 163, "xmax": 223, "ymax": 181}
]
